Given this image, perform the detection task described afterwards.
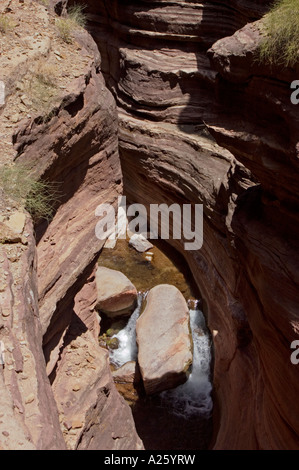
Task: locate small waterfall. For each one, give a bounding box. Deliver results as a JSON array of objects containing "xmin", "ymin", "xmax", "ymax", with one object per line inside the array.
[
  {"xmin": 108, "ymin": 297, "xmax": 213, "ymax": 418},
  {"xmin": 109, "ymin": 292, "xmax": 145, "ymax": 367},
  {"xmin": 160, "ymin": 306, "xmax": 213, "ymax": 418}
]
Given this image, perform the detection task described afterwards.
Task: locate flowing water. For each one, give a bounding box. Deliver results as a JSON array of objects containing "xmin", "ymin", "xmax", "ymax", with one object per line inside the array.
[
  {"xmin": 98, "ymin": 238, "xmax": 213, "ymax": 449},
  {"xmin": 109, "ymin": 293, "xmax": 144, "ymax": 367},
  {"xmin": 160, "ymin": 305, "xmax": 213, "ymax": 419},
  {"xmin": 109, "ymin": 298, "xmax": 213, "ymax": 420}
]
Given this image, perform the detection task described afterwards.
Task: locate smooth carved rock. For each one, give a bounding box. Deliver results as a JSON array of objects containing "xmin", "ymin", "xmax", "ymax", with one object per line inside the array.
[
  {"xmin": 12, "ymin": 28, "xmax": 123, "ymax": 338},
  {"xmin": 0, "ymin": 0, "xmax": 141, "ymax": 451},
  {"xmin": 89, "ymin": 0, "xmax": 299, "ymax": 450},
  {"xmin": 95, "ymin": 267, "xmax": 137, "ymax": 317},
  {"xmin": 136, "ymin": 284, "xmax": 192, "ymax": 395}
]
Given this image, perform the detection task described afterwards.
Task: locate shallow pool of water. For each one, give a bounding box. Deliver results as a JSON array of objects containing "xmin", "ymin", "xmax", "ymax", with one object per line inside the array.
[{"xmin": 98, "ymin": 238, "xmax": 200, "ymax": 301}]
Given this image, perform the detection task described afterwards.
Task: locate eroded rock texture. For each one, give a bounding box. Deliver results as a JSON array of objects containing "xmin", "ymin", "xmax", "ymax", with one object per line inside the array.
[
  {"xmin": 1, "ymin": 0, "xmax": 298, "ymax": 451},
  {"xmin": 0, "ymin": 1, "xmax": 142, "ymax": 450},
  {"xmin": 51, "ymin": 280, "xmax": 143, "ymax": 450},
  {"xmin": 0, "ymin": 207, "xmax": 65, "ymax": 450},
  {"xmin": 84, "ymin": 0, "xmax": 299, "ymax": 450},
  {"xmin": 207, "ymin": 20, "xmax": 299, "ymax": 451}
]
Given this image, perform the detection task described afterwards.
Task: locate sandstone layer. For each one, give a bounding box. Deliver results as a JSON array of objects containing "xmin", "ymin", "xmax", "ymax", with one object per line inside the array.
[
  {"xmin": 1, "ymin": 0, "xmax": 299, "ymax": 451},
  {"xmin": 112, "ymin": 361, "xmax": 141, "ymax": 385},
  {"xmin": 86, "ymin": 0, "xmax": 299, "ymax": 450},
  {"xmin": 0, "ymin": 0, "xmax": 142, "ymax": 450},
  {"xmin": 51, "ymin": 286, "xmax": 143, "ymax": 450},
  {"xmin": 0, "ymin": 205, "xmax": 65, "ymax": 450}
]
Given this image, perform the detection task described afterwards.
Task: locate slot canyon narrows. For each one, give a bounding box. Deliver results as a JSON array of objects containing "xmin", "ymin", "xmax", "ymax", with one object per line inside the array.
[{"xmin": 0, "ymin": 0, "xmax": 298, "ymax": 452}]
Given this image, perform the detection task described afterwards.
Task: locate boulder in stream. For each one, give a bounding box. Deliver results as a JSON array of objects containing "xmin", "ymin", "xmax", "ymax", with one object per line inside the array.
[
  {"xmin": 136, "ymin": 284, "xmax": 193, "ymax": 395},
  {"xmin": 95, "ymin": 267, "xmax": 137, "ymax": 318},
  {"xmin": 129, "ymin": 233, "xmax": 154, "ymax": 253}
]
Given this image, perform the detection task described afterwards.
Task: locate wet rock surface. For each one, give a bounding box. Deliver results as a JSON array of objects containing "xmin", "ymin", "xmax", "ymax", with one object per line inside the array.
[{"xmin": 51, "ymin": 306, "xmax": 143, "ymax": 450}]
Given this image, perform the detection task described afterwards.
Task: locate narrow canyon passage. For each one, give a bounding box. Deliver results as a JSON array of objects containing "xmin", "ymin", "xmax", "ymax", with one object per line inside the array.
[
  {"xmin": 85, "ymin": 0, "xmax": 299, "ymax": 449},
  {"xmin": 0, "ymin": 0, "xmax": 299, "ymax": 451},
  {"xmin": 34, "ymin": 0, "xmax": 299, "ymax": 450}
]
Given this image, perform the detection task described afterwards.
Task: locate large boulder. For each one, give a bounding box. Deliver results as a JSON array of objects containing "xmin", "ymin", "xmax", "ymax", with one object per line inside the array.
[
  {"xmin": 136, "ymin": 284, "xmax": 192, "ymax": 395},
  {"xmin": 95, "ymin": 267, "xmax": 137, "ymax": 317}
]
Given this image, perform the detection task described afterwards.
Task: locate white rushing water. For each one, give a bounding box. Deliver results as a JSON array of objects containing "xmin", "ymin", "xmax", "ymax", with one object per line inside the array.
[
  {"xmin": 160, "ymin": 307, "xmax": 213, "ymax": 419},
  {"xmin": 109, "ymin": 293, "xmax": 144, "ymax": 367},
  {"xmin": 109, "ymin": 297, "xmax": 213, "ymax": 418}
]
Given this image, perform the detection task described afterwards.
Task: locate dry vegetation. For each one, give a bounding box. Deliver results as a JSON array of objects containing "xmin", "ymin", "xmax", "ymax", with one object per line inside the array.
[
  {"xmin": 55, "ymin": 4, "xmax": 87, "ymax": 44},
  {"xmin": 0, "ymin": 164, "xmax": 59, "ymax": 221},
  {"xmin": 258, "ymin": 0, "xmax": 299, "ymax": 67},
  {"xmin": 0, "ymin": 0, "xmax": 90, "ymax": 219},
  {"xmin": 24, "ymin": 59, "xmax": 58, "ymax": 114}
]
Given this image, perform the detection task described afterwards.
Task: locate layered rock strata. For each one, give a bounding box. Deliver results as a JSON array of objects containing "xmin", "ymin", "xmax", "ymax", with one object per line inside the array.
[
  {"xmin": 0, "ymin": 0, "xmax": 142, "ymax": 450},
  {"xmin": 1, "ymin": 0, "xmax": 298, "ymax": 451},
  {"xmin": 51, "ymin": 286, "xmax": 143, "ymax": 450},
  {"xmin": 0, "ymin": 206, "xmax": 65, "ymax": 450},
  {"xmin": 85, "ymin": 0, "xmax": 299, "ymax": 450},
  {"xmin": 207, "ymin": 20, "xmax": 299, "ymax": 451}
]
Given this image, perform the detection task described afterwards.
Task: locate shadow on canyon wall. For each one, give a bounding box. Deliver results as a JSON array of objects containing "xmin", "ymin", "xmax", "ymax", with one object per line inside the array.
[{"xmin": 54, "ymin": 0, "xmax": 299, "ymax": 450}]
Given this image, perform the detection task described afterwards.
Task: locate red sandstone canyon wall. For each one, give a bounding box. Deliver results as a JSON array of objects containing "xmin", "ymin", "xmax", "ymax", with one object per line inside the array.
[{"xmin": 84, "ymin": 0, "xmax": 299, "ymax": 449}]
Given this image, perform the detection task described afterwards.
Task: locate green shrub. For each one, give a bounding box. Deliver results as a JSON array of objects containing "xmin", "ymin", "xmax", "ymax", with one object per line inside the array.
[
  {"xmin": 0, "ymin": 164, "xmax": 59, "ymax": 221},
  {"xmin": 258, "ymin": 0, "xmax": 299, "ymax": 67}
]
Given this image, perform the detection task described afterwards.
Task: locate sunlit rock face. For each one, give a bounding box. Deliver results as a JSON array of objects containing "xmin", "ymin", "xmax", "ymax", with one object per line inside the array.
[{"xmin": 4, "ymin": 3, "xmax": 142, "ymax": 449}]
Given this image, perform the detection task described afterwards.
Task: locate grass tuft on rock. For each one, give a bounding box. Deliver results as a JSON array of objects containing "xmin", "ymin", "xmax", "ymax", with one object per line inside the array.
[
  {"xmin": 258, "ymin": 0, "xmax": 299, "ymax": 67},
  {"xmin": 68, "ymin": 4, "xmax": 87, "ymax": 28},
  {"xmin": 0, "ymin": 164, "xmax": 59, "ymax": 222},
  {"xmin": 25, "ymin": 59, "xmax": 58, "ymax": 113},
  {"xmin": 55, "ymin": 3, "xmax": 87, "ymax": 44}
]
